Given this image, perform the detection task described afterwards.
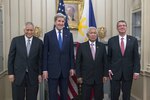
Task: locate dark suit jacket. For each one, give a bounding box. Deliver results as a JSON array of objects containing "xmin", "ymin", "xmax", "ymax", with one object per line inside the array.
[
  {"xmin": 108, "ymin": 35, "xmax": 140, "ymax": 80},
  {"xmin": 43, "ymin": 29, "xmax": 74, "ymax": 79},
  {"xmin": 8, "ymin": 35, "xmax": 43, "ymax": 85},
  {"xmin": 76, "ymin": 41, "xmax": 108, "ymax": 84}
]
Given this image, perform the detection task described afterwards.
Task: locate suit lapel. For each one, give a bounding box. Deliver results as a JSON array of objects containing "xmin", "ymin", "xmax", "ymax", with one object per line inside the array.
[
  {"xmin": 20, "ymin": 36, "xmax": 28, "ymax": 58},
  {"xmin": 54, "ymin": 29, "xmax": 66, "ymax": 50},
  {"xmin": 29, "ymin": 37, "xmax": 36, "ymax": 57},
  {"xmin": 95, "ymin": 42, "xmax": 100, "ymax": 60},
  {"xmin": 62, "ymin": 29, "xmax": 67, "ymax": 50},
  {"xmin": 86, "ymin": 42, "xmax": 95, "ymax": 61},
  {"xmin": 124, "ymin": 35, "xmax": 130, "ymax": 55},
  {"xmin": 117, "ymin": 35, "xmax": 130, "ymax": 56},
  {"xmin": 116, "ymin": 36, "xmax": 123, "ymax": 56},
  {"xmin": 53, "ymin": 30, "xmax": 60, "ymax": 49}
]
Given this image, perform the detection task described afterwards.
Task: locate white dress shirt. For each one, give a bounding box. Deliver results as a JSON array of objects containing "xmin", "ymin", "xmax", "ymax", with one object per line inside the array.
[
  {"xmin": 55, "ymin": 28, "xmax": 63, "ymax": 41},
  {"xmin": 25, "ymin": 35, "xmax": 33, "ymax": 46},
  {"xmin": 119, "ymin": 35, "xmax": 127, "ymax": 50},
  {"xmin": 89, "ymin": 41, "xmax": 96, "ymax": 52}
]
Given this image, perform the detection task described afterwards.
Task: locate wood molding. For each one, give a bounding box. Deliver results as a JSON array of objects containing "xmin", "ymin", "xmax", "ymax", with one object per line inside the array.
[
  {"xmin": 0, "ymin": 70, "xmax": 7, "ymax": 78},
  {"xmin": 140, "ymin": 70, "xmax": 150, "ymax": 77},
  {"xmin": 131, "ymin": 94, "xmax": 141, "ymax": 100}
]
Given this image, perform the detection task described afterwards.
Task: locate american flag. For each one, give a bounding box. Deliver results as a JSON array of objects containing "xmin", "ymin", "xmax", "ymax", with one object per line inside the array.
[{"xmin": 57, "ymin": 0, "xmax": 78, "ymax": 99}]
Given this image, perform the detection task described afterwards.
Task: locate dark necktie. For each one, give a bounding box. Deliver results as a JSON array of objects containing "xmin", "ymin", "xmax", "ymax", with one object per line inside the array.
[
  {"xmin": 26, "ymin": 39, "xmax": 31, "ymax": 56},
  {"xmin": 58, "ymin": 31, "xmax": 62, "ymax": 49},
  {"xmin": 120, "ymin": 38, "xmax": 125, "ymax": 56},
  {"xmin": 90, "ymin": 43, "xmax": 95, "ymax": 60}
]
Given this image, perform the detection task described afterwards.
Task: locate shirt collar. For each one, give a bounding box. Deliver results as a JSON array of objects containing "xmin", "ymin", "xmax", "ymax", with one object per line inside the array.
[
  {"xmin": 24, "ymin": 35, "xmax": 33, "ymax": 42},
  {"xmin": 55, "ymin": 28, "xmax": 63, "ymax": 33},
  {"xmin": 119, "ymin": 34, "xmax": 127, "ymax": 40},
  {"xmin": 89, "ymin": 41, "xmax": 96, "ymax": 46}
]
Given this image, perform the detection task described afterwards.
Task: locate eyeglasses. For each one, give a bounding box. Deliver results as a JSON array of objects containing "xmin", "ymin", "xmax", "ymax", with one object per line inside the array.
[{"xmin": 118, "ymin": 25, "xmax": 127, "ymax": 27}]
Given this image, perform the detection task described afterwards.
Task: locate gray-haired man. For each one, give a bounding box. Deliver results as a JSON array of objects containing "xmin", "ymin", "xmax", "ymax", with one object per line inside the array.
[
  {"xmin": 76, "ymin": 27, "xmax": 108, "ymax": 100},
  {"xmin": 43, "ymin": 13, "xmax": 75, "ymax": 100}
]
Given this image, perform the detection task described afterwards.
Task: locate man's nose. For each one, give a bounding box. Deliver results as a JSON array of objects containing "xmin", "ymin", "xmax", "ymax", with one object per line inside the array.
[{"xmin": 28, "ymin": 30, "xmax": 32, "ymax": 33}]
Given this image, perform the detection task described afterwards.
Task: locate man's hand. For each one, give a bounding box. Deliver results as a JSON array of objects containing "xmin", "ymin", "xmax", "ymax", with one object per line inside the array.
[
  {"xmin": 38, "ymin": 75, "xmax": 42, "ymax": 83},
  {"xmin": 8, "ymin": 75, "xmax": 15, "ymax": 82},
  {"xmin": 109, "ymin": 70, "xmax": 113, "ymax": 80},
  {"xmin": 42, "ymin": 71, "xmax": 48, "ymax": 81},
  {"xmin": 133, "ymin": 73, "xmax": 139, "ymax": 80},
  {"xmin": 103, "ymin": 77, "xmax": 108, "ymax": 83},
  {"xmin": 77, "ymin": 77, "xmax": 83, "ymax": 84},
  {"xmin": 70, "ymin": 69, "xmax": 75, "ymax": 76}
]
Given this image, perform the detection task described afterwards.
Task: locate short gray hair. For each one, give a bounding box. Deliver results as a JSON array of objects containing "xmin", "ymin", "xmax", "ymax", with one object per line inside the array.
[
  {"xmin": 24, "ymin": 22, "xmax": 34, "ymax": 30},
  {"xmin": 25, "ymin": 22, "xmax": 34, "ymax": 27},
  {"xmin": 87, "ymin": 27, "xmax": 98, "ymax": 35},
  {"xmin": 54, "ymin": 13, "xmax": 66, "ymax": 22}
]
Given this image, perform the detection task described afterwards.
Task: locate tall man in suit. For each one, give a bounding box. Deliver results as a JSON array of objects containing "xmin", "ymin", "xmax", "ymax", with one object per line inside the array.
[
  {"xmin": 108, "ymin": 20, "xmax": 140, "ymax": 100},
  {"xmin": 8, "ymin": 22, "xmax": 43, "ymax": 100},
  {"xmin": 76, "ymin": 27, "xmax": 108, "ymax": 100},
  {"xmin": 42, "ymin": 13, "xmax": 75, "ymax": 100}
]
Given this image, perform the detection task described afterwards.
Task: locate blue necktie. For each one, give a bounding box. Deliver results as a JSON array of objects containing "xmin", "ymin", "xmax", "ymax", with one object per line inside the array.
[{"xmin": 58, "ymin": 31, "xmax": 62, "ymax": 49}]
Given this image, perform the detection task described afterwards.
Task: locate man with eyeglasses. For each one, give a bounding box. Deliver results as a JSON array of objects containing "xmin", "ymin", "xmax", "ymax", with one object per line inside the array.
[{"xmin": 108, "ymin": 20, "xmax": 140, "ymax": 100}]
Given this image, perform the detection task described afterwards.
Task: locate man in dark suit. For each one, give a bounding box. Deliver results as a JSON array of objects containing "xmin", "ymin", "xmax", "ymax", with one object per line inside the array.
[
  {"xmin": 108, "ymin": 20, "xmax": 140, "ymax": 100},
  {"xmin": 42, "ymin": 13, "xmax": 75, "ymax": 100},
  {"xmin": 8, "ymin": 22, "xmax": 43, "ymax": 100},
  {"xmin": 76, "ymin": 27, "xmax": 108, "ymax": 100}
]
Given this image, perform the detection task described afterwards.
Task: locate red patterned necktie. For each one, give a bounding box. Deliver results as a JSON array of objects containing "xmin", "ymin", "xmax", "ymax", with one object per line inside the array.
[{"xmin": 120, "ymin": 38, "xmax": 125, "ymax": 56}]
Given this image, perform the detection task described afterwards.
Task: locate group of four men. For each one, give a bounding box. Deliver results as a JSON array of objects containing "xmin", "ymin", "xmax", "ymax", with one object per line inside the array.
[{"xmin": 8, "ymin": 13, "xmax": 140, "ymax": 100}]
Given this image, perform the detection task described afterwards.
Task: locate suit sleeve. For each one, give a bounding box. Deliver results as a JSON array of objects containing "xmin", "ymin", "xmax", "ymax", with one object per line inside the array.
[
  {"xmin": 107, "ymin": 39, "xmax": 112, "ymax": 71},
  {"xmin": 103, "ymin": 44, "xmax": 108, "ymax": 77},
  {"xmin": 8, "ymin": 38, "xmax": 16, "ymax": 75},
  {"xmin": 75, "ymin": 44, "xmax": 82, "ymax": 78},
  {"xmin": 133, "ymin": 38, "xmax": 140, "ymax": 73},
  {"xmin": 38, "ymin": 40, "xmax": 43, "ymax": 75},
  {"xmin": 69, "ymin": 33, "xmax": 74, "ymax": 69},
  {"xmin": 43, "ymin": 33, "xmax": 49, "ymax": 71}
]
